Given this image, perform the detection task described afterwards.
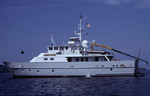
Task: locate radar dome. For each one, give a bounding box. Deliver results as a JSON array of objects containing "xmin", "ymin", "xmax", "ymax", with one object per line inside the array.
[{"xmin": 82, "ymin": 40, "xmax": 89, "ymax": 48}]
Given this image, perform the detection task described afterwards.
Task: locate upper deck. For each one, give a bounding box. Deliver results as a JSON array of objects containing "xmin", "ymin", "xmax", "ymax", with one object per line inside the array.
[{"xmin": 30, "ymin": 15, "xmax": 114, "ymax": 63}]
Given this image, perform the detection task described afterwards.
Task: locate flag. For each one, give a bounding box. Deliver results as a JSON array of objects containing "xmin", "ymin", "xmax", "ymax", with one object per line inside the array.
[{"xmin": 86, "ymin": 23, "xmax": 91, "ymax": 28}]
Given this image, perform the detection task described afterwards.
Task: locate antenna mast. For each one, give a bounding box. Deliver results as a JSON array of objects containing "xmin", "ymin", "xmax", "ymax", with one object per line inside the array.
[
  {"xmin": 78, "ymin": 14, "xmax": 88, "ymax": 42},
  {"xmin": 79, "ymin": 14, "xmax": 82, "ymax": 42}
]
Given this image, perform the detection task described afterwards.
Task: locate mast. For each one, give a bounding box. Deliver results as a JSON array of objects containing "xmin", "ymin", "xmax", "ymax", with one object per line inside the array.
[
  {"xmin": 79, "ymin": 14, "xmax": 82, "ymax": 42},
  {"xmin": 76, "ymin": 14, "xmax": 88, "ymax": 43}
]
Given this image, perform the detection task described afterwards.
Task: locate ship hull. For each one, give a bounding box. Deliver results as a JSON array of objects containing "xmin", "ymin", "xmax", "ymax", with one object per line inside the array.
[{"xmin": 3, "ymin": 60, "xmax": 136, "ymax": 77}]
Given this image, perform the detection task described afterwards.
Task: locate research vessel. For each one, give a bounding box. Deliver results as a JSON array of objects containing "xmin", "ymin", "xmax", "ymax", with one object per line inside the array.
[{"xmin": 3, "ymin": 15, "xmax": 148, "ymax": 77}]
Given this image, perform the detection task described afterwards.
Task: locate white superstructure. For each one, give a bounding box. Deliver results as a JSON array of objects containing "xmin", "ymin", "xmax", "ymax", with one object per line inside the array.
[{"xmin": 4, "ymin": 15, "xmax": 148, "ymax": 77}]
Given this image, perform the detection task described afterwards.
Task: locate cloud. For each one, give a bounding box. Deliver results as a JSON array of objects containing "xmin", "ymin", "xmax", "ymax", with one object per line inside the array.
[
  {"xmin": 136, "ymin": 0, "xmax": 150, "ymax": 8},
  {"xmin": 101, "ymin": 0, "xmax": 150, "ymax": 8},
  {"xmin": 103, "ymin": 0, "xmax": 132, "ymax": 5},
  {"xmin": 0, "ymin": 6, "xmax": 30, "ymax": 11}
]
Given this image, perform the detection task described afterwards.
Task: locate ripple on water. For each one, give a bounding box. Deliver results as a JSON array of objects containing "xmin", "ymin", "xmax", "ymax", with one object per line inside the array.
[{"xmin": 0, "ymin": 71, "xmax": 150, "ymax": 96}]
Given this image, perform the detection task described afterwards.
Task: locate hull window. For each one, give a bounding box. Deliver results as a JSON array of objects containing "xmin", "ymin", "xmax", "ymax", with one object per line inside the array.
[
  {"xmin": 67, "ymin": 58, "xmax": 72, "ymax": 62},
  {"xmin": 44, "ymin": 58, "xmax": 48, "ymax": 60},
  {"xmin": 50, "ymin": 58, "xmax": 54, "ymax": 60}
]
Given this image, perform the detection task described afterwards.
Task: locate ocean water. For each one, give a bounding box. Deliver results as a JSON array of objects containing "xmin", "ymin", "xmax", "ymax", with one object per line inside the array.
[{"xmin": 0, "ymin": 71, "xmax": 150, "ymax": 96}]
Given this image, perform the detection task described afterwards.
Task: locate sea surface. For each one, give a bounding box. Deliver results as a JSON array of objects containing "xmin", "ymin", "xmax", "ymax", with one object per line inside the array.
[{"xmin": 0, "ymin": 71, "xmax": 150, "ymax": 96}]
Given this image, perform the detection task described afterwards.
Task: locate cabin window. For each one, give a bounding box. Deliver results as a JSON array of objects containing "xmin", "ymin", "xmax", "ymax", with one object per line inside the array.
[
  {"xmin": 81, "ymin": 58, "xmax": 84, "ymax": 62},
  {"xmin": 95, "ymin": 57, "xmax": 99, "ymax": 61},
  {"xmin": 99, "ymin": 56, "xmax": 107, "ymax": 61},
  {"xmin": 44, "ymin": 58, "xmax": 48, "ymax": 60},
  {"xmin": 60, "ymin": 47, "xmax": 64, "ymax": 50},
  {"xmin": 49, "ymin": 47, "xmax": 53, "ymax": 50},
  {"xmin": 76, "ymin": 58, "xmax": 79, "ymax": 62},
  {"xmin": 104, "ymin": 57, "xmax": 107, "ymax": 61},
  {"xmin": 66, "ymin": 47, "xmax": 68, "ymax": 50},
  {"xmin": 92, "ymin": 58, "xmax": 95, "ymax": 61},
  {"xmin": 85, "ymin": 57, "xmax": 88, "ymax": 61},
  {"xmin": 56, "ymin": 52, "xmax": 62, "ymax": 54},
  {"xmin": 67, "ymin": 58, "xmax": 72, "ymax": 62},
  {"xmin": 54, "ymin": 47, "xmax": 58, "ymax": 50},
  {"xmin": 50, "ymin": 58, "xmax": 54, "ymax": 60},
  {"xmin": 107, "ymin": 56, "xmax": 113, "ymax": 61}
]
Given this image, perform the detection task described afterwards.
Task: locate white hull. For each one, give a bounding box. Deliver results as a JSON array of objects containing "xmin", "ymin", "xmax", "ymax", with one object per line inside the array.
[{"xmin": 4, "ymin": 60, "xmax": 137, "ymax": 77}]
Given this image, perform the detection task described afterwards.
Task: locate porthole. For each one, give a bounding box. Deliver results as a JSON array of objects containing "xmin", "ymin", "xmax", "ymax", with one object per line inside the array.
[
  {"xmin": 52, "ymin": 69, "xmax": 54, "ymax": 72},
  {"xmin": 37, "ymin": 70, "xmax": 39, "ymax": 72},
  {"xmin": 116, "ymin": 65, "xmax": 118, "ymax": 67},
  {"xmin": 112, "ymin": 65, "xmax": 115, "ymax": 67},
  {"xmin": 110, "ymin": 68, "xmax": 113, "ymax": 71},
  {"xmin": 29, "ymin": 69, "xmax": 31, "ymax": 72}
]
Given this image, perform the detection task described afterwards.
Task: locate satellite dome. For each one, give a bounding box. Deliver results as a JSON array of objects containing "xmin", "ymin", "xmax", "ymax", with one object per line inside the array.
[{"xmin": 82, "ymin": 40, "xmax": 89, "ymax": 48}]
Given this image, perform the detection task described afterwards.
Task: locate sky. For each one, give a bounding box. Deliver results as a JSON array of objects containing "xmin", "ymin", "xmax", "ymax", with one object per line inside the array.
[{"xmin": 0, "ymin": 0, "xmax": 150, "ymax": 68}]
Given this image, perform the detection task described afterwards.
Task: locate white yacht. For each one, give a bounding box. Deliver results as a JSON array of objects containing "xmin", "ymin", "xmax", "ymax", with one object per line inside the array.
[{"xmin": 3, "ymin": 15, "xmax": 148, "ymax": 77}]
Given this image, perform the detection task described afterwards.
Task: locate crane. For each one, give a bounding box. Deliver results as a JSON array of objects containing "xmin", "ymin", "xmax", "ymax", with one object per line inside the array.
[{"xmin": 90, "ymin": 43, "xmax": 148, "ymax": 64}]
